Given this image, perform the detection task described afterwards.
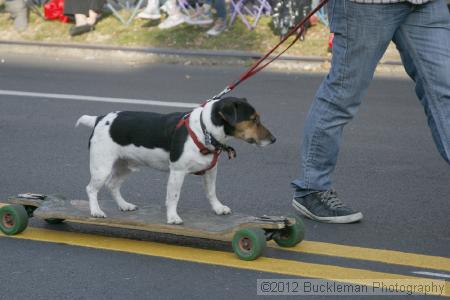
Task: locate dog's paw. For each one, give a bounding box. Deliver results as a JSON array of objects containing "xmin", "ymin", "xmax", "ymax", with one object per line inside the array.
[
  {"xmin": 119, "ymin": 202, "xmax": 138, "ymax": 212},
  {"xmin": 167, "ymin": 214, "xmax": 183, "ymax": 225},
  {"xmin": 214, "ymin": 205, "xmax": 232, "ymax": 215},
  {"xmin": 90, "ymin": 209, "xmax": 107, "ymax": 218}
]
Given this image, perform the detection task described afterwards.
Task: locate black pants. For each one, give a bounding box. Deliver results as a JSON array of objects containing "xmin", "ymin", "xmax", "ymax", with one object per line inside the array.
[{"xmin": 64, "ymin": 0, "xmax": 106, "ymax": 16}]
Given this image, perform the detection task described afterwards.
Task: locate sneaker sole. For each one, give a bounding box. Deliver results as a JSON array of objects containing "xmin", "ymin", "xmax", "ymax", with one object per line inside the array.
[
  {"xmin": 137, "ymin": 15, "xmax": 161, "ymax": 20},
  {"xmin": 292, "ymin": 200, "xmax": 363, "ymax": 224},
  {"xmin": 158, "ymin": 19, "xmax": 185, "ymax": 29},
  {"xmin": 206, "ymin": 30, "xmax": 223, "ymax": 36},
  {"xmin": 137, "ymin": 12, "xmax": 161, "ymax": 20},
  {"xmin": 186, "ymin": 19, "xmax": 214, "ymax": 25}
]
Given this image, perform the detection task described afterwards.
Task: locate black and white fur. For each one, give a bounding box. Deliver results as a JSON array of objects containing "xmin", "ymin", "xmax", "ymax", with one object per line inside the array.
[{"xmin": 76, "ymin": 97, "xmax": 275, "ymax": 224}]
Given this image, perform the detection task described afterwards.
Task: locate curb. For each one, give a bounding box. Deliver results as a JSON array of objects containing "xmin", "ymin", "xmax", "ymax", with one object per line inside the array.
[{"xmin": 0, "ymin": 40, "xmax": 403, "ymax": 66}]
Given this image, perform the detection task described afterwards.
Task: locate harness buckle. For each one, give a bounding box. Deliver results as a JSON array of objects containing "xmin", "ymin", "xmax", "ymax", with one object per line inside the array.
[{"xmin": 204, "ymin": 132, "xmax": 212, "ymax": 146}]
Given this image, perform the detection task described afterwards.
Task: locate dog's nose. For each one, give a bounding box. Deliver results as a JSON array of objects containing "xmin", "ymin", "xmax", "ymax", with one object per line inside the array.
[{"xmin": 270, "ymin": 136, "xmax": 277, "ymax": 144}]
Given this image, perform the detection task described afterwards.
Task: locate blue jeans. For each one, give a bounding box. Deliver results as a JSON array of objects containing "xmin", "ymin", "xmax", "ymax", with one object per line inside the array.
[
  {"xmin": 203, "ymin": 0, "xmax": 226, "ymax": 19},
  {"xmin": 292, "ymin": 0, "xmax": 450, "ymax": 197}
]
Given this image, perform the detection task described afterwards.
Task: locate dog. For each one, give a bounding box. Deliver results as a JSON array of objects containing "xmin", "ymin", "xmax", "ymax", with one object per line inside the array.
[{"xmin": 76, "ymin": 97, "xmax": 276, "ymax": 224}]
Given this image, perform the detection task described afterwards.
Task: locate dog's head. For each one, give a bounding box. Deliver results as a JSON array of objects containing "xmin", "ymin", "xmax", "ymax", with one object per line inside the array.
[{"xmin": 212, "ymin": 97, "xmax": 276, "ymax": 146}]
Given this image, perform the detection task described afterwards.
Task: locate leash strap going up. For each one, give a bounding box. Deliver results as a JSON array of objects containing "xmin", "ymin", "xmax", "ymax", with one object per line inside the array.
[
  {"xmin": 212, "ymin": 0, "xmax": 329, "ymax": 100},
  {"xmin": 176, "ymin": 0, "xmax": 329, "ymax": 172}
]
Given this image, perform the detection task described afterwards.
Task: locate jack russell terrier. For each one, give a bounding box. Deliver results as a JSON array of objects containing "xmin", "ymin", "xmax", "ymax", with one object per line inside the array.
[{"xmin": 76, "ymin": 97, "xmax": 276, "ymax": 224}]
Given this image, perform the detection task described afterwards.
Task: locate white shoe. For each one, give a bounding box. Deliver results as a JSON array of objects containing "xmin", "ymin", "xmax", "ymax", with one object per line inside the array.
[
  {"xmin": 158, "ymin": 14, "xmax": 186, "ymax": 29},
  {"xmin": 206, "ymin": 19, "xmax": 226, "ymax": 36},
  {"xmin": 137, "ymin": 10, "xmax": 161, "ymax": 20},
  {"xmin": 137, "ymin": 0, "xmax": 161, "ymax": 19},
  {"xmin": 160, "ymin": 2, "xmax": 169, "ymax": 13}
]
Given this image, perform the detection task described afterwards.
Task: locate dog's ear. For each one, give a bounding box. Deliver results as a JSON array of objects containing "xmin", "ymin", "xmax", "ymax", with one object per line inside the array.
[{"xmin": 218, "ymin": 101, "xmax": 238, "ymax": 126}]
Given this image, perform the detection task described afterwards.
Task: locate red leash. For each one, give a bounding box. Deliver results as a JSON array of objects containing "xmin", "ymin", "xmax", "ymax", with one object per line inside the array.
[
  {"xmin": 176, "ymin": 1, "xmax": 329, "ymax": 174},
  {"xmin": 212, "ymin": 0, "xmax": 329, "ymax": 100}
]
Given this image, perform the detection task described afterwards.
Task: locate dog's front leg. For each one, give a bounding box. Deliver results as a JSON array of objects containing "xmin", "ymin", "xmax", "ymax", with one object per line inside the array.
[
  {"xmin": 166, "ymin": 170, "xmax": 186, "ymax": 224},
  {"xmin": 203, "ymin": 166, "xmax": 231, "ymax": 215}
]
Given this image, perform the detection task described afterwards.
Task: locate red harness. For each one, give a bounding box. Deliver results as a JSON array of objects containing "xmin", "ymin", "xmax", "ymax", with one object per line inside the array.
[{"xmin": 176, "ymin": 114, "xmax": 221, "ymax": 175}]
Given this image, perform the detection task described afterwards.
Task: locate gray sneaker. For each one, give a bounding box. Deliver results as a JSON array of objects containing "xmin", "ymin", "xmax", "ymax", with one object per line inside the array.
[
  {"xmin": 292, "ymin": 190, "xmax": 363, "ymax": 223},
  {"xmin": 186, "ymin": 5, "xmax": 213, "ymax": 25}
]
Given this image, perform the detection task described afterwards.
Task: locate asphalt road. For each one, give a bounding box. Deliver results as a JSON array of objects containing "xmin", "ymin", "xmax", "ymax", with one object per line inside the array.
[{"xmin": 0, "ymin": 53, "xmax": 449, "ymax": 299}]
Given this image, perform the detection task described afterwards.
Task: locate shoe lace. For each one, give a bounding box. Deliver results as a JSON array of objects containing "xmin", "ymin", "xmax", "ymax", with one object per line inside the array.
[{"xmin": 319, "ymin": 190, "xmax": 345, "ymax": 209}]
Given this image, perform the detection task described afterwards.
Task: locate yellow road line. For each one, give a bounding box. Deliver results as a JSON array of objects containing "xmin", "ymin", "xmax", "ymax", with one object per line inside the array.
[
  {"xmin": 1, "ymin": 202, "xmax": 449, "ymax": 272},
  {"xmin": 269, "ymin": 241, "xmax": 450, "ymax": 273},
  {"xmin": 0, "ymin": 228, "xmax": 449, "ymax": 297}
]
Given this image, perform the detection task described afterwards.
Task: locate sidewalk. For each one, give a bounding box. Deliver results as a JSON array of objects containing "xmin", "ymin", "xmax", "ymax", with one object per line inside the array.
[{"xmin": 0, "ymin": 10, "xmax": 404, "ymax": 74}]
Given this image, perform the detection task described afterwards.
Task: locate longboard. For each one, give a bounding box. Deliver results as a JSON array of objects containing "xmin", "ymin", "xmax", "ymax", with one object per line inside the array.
[{"xmin": 1, "ymin": 193, "xmax": 305, "ymax": 260}]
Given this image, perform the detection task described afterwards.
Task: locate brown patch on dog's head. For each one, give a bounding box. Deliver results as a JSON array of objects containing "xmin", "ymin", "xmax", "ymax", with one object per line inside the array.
[{"xmin": 213, "ymin": 97, "xmax": 276, "ymax": 146}]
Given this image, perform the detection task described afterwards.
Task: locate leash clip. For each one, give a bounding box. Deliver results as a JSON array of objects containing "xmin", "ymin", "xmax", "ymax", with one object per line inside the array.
[{"xmin": 212, "ymin": 87, "xmax": 232, "ymax": 100}]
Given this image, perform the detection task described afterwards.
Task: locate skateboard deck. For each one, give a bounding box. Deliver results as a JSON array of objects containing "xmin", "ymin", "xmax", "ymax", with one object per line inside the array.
[{"xmin": 7, "ymin": 194, "xmax": 291, "ymax": 241}]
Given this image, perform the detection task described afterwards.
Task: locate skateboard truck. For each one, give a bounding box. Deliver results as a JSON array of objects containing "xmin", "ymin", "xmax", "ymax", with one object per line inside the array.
[
  {"xmin": 17, "ymin": 193, "xmax": 46, "ymax": 200},
  {"xmin": 255, "ymin": 215, "xmax": 297, "ymax": 241},
  {"xmin": 257, "ymin": 215, "xmax": 291, "ymax": 224},
  {"xmin": 257, "ymin": 215, "xmax": 295, "ymax": 228}
]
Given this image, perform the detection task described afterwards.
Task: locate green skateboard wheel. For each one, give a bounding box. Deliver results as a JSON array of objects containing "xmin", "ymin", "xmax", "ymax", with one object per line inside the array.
[
  {"xmin": 273, "ymin": 216, "xmax": 305, "ymax": 247},
  {"xmin": 0, "ymin": 205, "xmax": 29, "ymax": 235},
  {"xmin": 232, "ymin": 227, "xmax": 267, "ymax": 261}
]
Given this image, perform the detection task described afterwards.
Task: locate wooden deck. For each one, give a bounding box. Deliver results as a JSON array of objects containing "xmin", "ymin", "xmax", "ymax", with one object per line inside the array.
[{"xmin": 7, "ymin": 194, "xmax": 290, "ymax": 241}]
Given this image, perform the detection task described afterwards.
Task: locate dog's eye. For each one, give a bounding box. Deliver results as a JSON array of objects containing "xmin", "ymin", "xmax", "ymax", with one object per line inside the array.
[{"xmin": 253, "ymin": 117, "xmax": 260, "ymax": 124}]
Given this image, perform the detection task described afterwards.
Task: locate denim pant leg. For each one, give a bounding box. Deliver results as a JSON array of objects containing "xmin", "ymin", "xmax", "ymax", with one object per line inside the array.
[
  {"xmin": 212, "ymin": 0, "xmax": 226, "ymax": 19},
  {"xmin": 392, "ymin": 0, "xmax": 450, "ymax": 164},
  {"xmin": 204, "ymin": 0, "xmax": 226, "ymax": 19},
  {"xmin": 292, "ymin": 1, "xmax": 409, "ymax": 196}
]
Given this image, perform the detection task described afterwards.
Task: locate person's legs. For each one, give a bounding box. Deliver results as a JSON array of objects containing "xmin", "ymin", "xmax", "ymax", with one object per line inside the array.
[
  {"xmin": 293, "ymin": 1, "xmax": 408, "ymax": 195},
  {"xmin": 4, "ymin": 0, "xmax": 28, "ymax": 31},
  {"xmin": 158, "ymin": 0, "xmax": 186, "ymax": 29},
  {"xmin": 88, "ymin": 0, "xmax": 105, "ymax": 13},
  {"xmin": 64, "ymin": 0, "xmax": 93, "ymax": 36},
  {"xmin": 64, "ymin": 0, "xmax": 89, "ymax": 17},
  {"xmin": 65, "ymin": 0, "xmax": 104, "ymax": 25},
  {"xmin": 206, "ymin": 0, "xmax": 226, "ymax": 36},
  {"xmin": 212, "ymin": 0, "xmax": 226, "ymax": 20},
  {"xmin": 186, "ymin": 0, "xmax": 214, "ymax": 25},
  {"xmin": 137, "ymin": 0, "xmax": 161, "ymax": 19},
  {"xmin": 74, "ymin": 14, "xmax": 89, "ymax": 26},
  {"xmin": 291, "ymin": 1, "xmax": 410, "ymax": 223},
  {"xmin": 86, "ymin": 0, "xmax": 105, "ymax": 24},
  {"xmin": 393, "ymin": 0, "xmax": 450, "ymax": 164},
  {"xmin": 87, "ymin": 10, "xmax": 97, "ymax": 25}
]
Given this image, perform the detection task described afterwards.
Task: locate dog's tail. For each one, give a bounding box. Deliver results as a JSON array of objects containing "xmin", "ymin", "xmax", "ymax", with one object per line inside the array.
[{"xmin": 75, "ymin": 115, "xmax": 98, "ymax": 128}]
